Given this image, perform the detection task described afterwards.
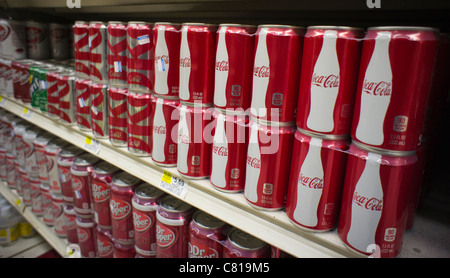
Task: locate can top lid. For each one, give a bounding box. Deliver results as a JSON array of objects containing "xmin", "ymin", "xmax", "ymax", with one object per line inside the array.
[
  {"xmin": 59, "ymin": 145, "xmax": 84, "ymax": 157},
  {"xmin": 75, "ymin": 21, "xmax": 88, "ymax": 24},
  {"xmin": 74, "ymin": 153, "xmax": 100, "ymax": 166},
  {"xmin": 160, "ymin": 196, "xmax": 192, "ymax": 213},
  {"xmin": 258, "ymin": 24, "xmax": 304, "ymax": 29},
  {"xmin": 352, "ymin": 140, "xmax": 416, "ymax": 157},
  {"xmin": 128, "ymin": 21, "xmax": 151, "ymax": 25},
  {"xmin": 182, "ymin": 22, "xmax": 216, "ymax": 27},
  {"xmin": 193, "ymin": 211, "xmax": 226, "ymax": 230},
  {"xmin": 307, "ymin": 25, "xmax": 364, "ymax": 31},
  {"xmin": 135, "ymin": 183, "xmax": 165, "ymax": 199},
  {"xmin": 89, "ymin": 21, "xmax": 105, "ymax": 24},
  {"xmin": 155, "ymin": 22, "xmax": 181, "ymax": 26},
  {"xmin": 219, "ymin": 23, "xmax": 257, "ymax": 28},
  {"xmin": 93, "ymin": 161, "xmax": 119, "ymax": 174},
  {"xmin": 228, "ymin": 228, "xmax": 267, "ymax": 250},
  {"xmin": 107, "ymin": 21, "xmax": 125, "ymax": 24},
  {"xmin": 368, "ymin": 26, "xmax": 439, "ymax": 32},
  {"xmin": 112, "ymin": 172, "xmax": 141, "ymax": 187},
  {"xmin": 297, "ymin": 127, "xmax": 349, "ymax": 141}
]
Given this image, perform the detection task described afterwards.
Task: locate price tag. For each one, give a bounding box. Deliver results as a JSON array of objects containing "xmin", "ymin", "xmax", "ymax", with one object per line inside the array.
[
  {"xmin": 159, "ymin": 170, "xmax": 188, "ymax": 199},
  {"xmin": 15, "ymin": 198, "xmax": 26, "ymax": 213},
  {"xmin": 137, "ymin": 34, "xmax": 150, "ymax": 45},
  {"xmin": 21, "ymin": 107, "xmax": 34, "ymax": 119},
  {"xmin": 0, "ymin": 96, "xmax": 6, "ymax": 107},
  {"xmin": 114, "ymin": 61, "xmax": 122, "ymax": 73},
  {"xmin": 83, "ymin": 136, "xmax": 101, "ymax": 154}
]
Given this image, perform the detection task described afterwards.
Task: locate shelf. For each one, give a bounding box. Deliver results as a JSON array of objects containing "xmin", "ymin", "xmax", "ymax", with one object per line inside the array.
[{"xmin": 0, "ymin": 231, "xmax": 52, "ymax": 258}]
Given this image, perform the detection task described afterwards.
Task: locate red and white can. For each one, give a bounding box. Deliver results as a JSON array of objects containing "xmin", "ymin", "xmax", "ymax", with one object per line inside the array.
[
  {"xmin": 108, "ymin": 87, "xmax": 128, "ymax": 147},
  {"xmin": 89, "ymin": 21, "xmax": 108, "ymax": 83},
  {"xmin": 75, "ymin": 78, "xmax": 92, "ymax": 131},
  {"xmin": 57, "ymin": 144, "xmax": 84, "ymax": 203},
  {"xmin": 91, "ymin": 161, "xmax": 119, "ymax": 229},
  {"xmin": 132, "ymin": 183, "xmax": 165, "ymax": 257},
  {"xmin": 127, "ymin": 21, "xmax": 154, "ymax": 93},
  {"xmin": 64, "ymin": 205, "xmax": 78, "ymax": 244},
  {"xmin": 338, "ymin": 142, "xmax": 418, "ymax": 258},
  {"xmin": 188, "ymin": 211, "xmax": 228, "ymax": 258},
  {"xmin": 90, "ymin": 82, "xmax": 109, "ymax": 139},
  {"xmin": 107, "ymin": 21, "xmax": 128, "ymax": 88},
  {"xmin": 49, "ymin": 23, "xmax": 71, "ymax": 59},
  {"xmin": 19, "ymin": 166, "xmax": 31, "ymax": 206},
  {"xmin": 71, "ymin": 153, "xmax": 100, "ymax": 215},
  {"xmin": 47, "ymin": 69, "xmax": 64, "ymax": 119},
  {"xmin": 96, "ymin": 226, "xmax": 114, "ymax": 258},
  {"xmin": 34, "ymin": 133, "xmax": 54, "ymax": 184},
  {"xmin": 285, "ymin": 129, "xmax": 349, "ymax": 232},
  {"xmin": 57, "ymin": 70, "xmax": 77, "ymax": 125},
  {"xmin": 74, "ymin": 21, "xmax": 90, "ymax": 79},
  {"xmin": 13, "ymin": 123, "xmax": 27, "ymax": 168},
  {"xmin": 12, "ymin": 60, "xmax": 33, "ymax": 102},
  {"xmin": 29, "ymin": 177, "xmax": 42, "ymax": 216},
  {"xmin": 45, "ymin": 138, "xmax": 67, "ymax": 195},
  {"xmin": 0, "ymin": 19, "xmax": 27, "ymax": 60},
  {"xmin": 1, "ymin": 59, "xmax": 14, "ymax": 98},
  {"xmin": 179, "ymin": 23, "xmax": 217, "ymax": 104},
  {"xmin": 351, "ymin": 26, "xmax": 439, "ymax": 153},
  {"xmin": 244, "ymin": 118, "xmax": 295, "ymax": 210},
  {"xmin": 40, "ymin": 183, "xmax": 54, "ymax": 226},
  {"xmin": 297, "ymin": 26, "xmax": 363, "ymax": 136},
  {"xmin": 156, "ymin": 196, "xmax": 195, "ymax": 258},
  {"xmin": 114, "ymin": 241, "xmax": 136, "ymax": 258},
  {"xmin": 222, "ymin": 228, "xmax": 271, "ymax": 258},
  {"xmin": 23, "ymin": 126, "xmax": 40, "ymax": 178},
  {"xmin": 214, "ymin": 24, "xmax": 256, "ymax": 110},
  {"xmin": 153, "ymin": 22, "xmax": 181, "ymax": 98},
  {"xmin": 110, "ymin": 171, "xmax": 139, "ymax": 245},
  {"xmin": 0, "ymin": 148, "xmax": 6, "ymax": 181},
  {"xmin": 26, "ymin": 21, "xmax": 49, "ymax": 60},
  {"xmin": 76, "ymin": 214, "xmax": 97, "ymax": 258},
  {"xmin": 15, "ymin": 166, "xmax": 27, "ymax": 197},
  {"xmin": 152, "ymin": 95, "xmax": 180, "ymax": 166},
  {"xmin": 52, "ymin": 192, "xmax": 66, "ymax": 237},
  {"xmin": 127, "ymin": 91, "xmax": 153, "ymax": 156},
  {"xmin": 177, "ymin": 103, "xmax": 213, "ymax": 179},
  {"xmin": 210, "ymin": 109, "xmax": 249, "ymax": 192},
  {"xmin": 250, "ymin": 25, "xmax": 304, "ymax": 124}
]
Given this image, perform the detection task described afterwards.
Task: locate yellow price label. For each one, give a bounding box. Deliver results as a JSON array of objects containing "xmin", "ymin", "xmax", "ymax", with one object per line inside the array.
[
  {"xmin": 162, "ymin": 171, "xmax": 172, "ymax": 184},
  {"xmin": 23, "ymin": 108, "xmax": 28, "ymax": 114},
  {"xmin": 0, "ymin": 96, "xmax": 3, "ymax": 101},
  {"xmin": 85, "ymin": 136, "xmax": 92, "ymax": 145},
  {"xmin": 15, "ymin": 199, "xmax": 21, "ymax": 206}
]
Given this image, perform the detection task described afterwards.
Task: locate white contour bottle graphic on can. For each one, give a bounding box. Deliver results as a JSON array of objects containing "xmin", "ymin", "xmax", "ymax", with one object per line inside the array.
[
  {"xmin": 214, "ymin": 26, "xmax": 229, "ymax": 107},
  {"xmin": 177, "ymin": 105, "xmax": 189, "ymax": 174},
  {"xmin": 210, "ymin": 112, "xmax": 228, "ymax": 188},
  {"xmin": 355, "ymin": 31, "xmax": 392, "ymax": 146},
  {"xmin": 244, "ymin": 120, "xmax": 261, "ymax": 203},
  {"xmin": 250, "ymin": 27, "xmax": 270, "ymax": 118},
  {"xmin": 152, "ymin": 98, "xmax": 166, "ymax": 163},
  {"xmin": 307, "ymin": 30, "xmax": 340, "ymax": 133},
  {"xmin": 154, "ymin": 25, "xmax": 169, "ymax": 95},
  {"xmin": 179, "ymin": 25, "xmax": 191, "ymax": 101}
]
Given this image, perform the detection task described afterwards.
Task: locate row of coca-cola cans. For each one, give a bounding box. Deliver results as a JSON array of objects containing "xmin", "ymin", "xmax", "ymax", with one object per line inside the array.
[{"xmin": 0, "ymin": 18, "xmax": 73, "ymax": 61}]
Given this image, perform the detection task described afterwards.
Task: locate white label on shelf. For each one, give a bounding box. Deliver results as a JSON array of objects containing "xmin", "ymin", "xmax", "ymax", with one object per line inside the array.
[
  {"xmin": 159, "ymin": 171, "xmax": 188, "ymax": 199},
  {"xmin": 83, "ymin": 136, "xmax": 100, "ymax": 154},
  {"xmin": 0, "ymin": 96, "xmax": 6, "ymax": 107},
  {"xmin": 21, "ymin": 108, "xmax": 34, "ymax": 120},
  {"xmin": 138, "ymin": 35, "xmax": 150, "ymax": 45}
]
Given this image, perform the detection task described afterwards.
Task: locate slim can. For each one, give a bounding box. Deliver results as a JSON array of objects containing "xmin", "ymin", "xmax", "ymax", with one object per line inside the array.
[
  {"xmin": 57, "ymin": 70, "xmax": 77, "ymax": 125},
  {"xmin": 76, "ymin": 78, "xmax": 92, "ymax": 131},
  {"xmin": 38, "ymin": 65, "xmax": 59, "ymax": 113},
  {"xmin": 57, "ymin": 144, "xmax": 84, "ymax": 203},
  {"xmin": 107, "ymin": 21, "xmax": 128, "ymax": 88},
  {"xmin": 90, "ymin": 82, "xmax": 109, "ymax": 139},
  {"xmin": 89, "ymin": 21, "xmax": 108, "ymax": 83},
  {"xmin": 223, "ymin": 228, "xmax": 271, "ymax": 258},
  {"xmin": 45, "ymin": 138, "xmax": 68, "ymax": 195},
  {"xmin": 127, "ymin": 91, "xmax": 153, "ymax": 156},
  {"xmin": 74, "ymin": 21, "xmax": 90, "ymax": 79},
  {"xmin": 47, "ymin": 68, "xmax": 66, "ymax": 118},
  {"xmin": 108, "ymin": 87, "xmax": 128, "ymax": 147},
  {"xmin": 71, "ymin": 153, "xmax": 100, "ymax": 215}
]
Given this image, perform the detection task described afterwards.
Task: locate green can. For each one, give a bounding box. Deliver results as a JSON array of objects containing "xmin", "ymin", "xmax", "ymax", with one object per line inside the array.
[
  {"xmin": 29, "ymin": 65, "xmax": 41, "ymax": 108},
  {"xmin": 37, "ymin": 65, "xmax": 58, "ymax": 113}
]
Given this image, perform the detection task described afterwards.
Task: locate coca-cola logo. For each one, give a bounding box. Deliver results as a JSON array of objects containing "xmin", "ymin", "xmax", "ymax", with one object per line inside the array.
[
  {"xmin": 352, "ymin": 191, "xmax": 383, "ymax": 211},
  {"xmin": 153, "ymin": 125, "xmax": 166, "ymax": 135},
  {"xmin": 92, "ymin": 181, "xmax": 110, "ymax": 202},
  {"xmin": 253, "ymin": 66, "xmax": 270, "ymax": 78},
  {"xmin": 156, "ymin": 223, "xmax": 176, "ymax": 248},
  {"xmin": 133, "ymin": 211, "xmax": 152, "ymax": 232},
  {"xmin": 298, "ymin": 173, "xmax": 323, "ymax": 189},
  {"xmin": 180, "ymin": 58, "xmax": 191, "ymax": 68},
  {"xmin": 155, "ymin": 55, "xmax": 169, "ymax": 64},
  {"xmin": 72, "ymin": 176, "xmax": 83, "ymax": 191},
  {"xmin": 77, "ymin": 227, "xmax": 90, "ymax": 243},
  {"xmin": 216, "ymin": 61, "xmax": 229, "ymax": 71},
  {"xmin": 97, "ymin": 238, "xmax": 114, "ymax": 257},
  {"xmin": 110, "ymin": 199, "xmax": 131, "ymax": 219},
  {"xmin": 213, "ymin": 145, "xmax": 228, "ymax": 156},
  {"xmin": 27, "ymin": 27, "xmax": 46, "ymax": 43},
  {"xmin": 247, "ymin": 156, "xmax": 261, "ymax": 169},
  {"xmin": 178, "ymin": 134, "xmax": 189, "ymax": 144},
  {"xmin": 0, "ymin": 24, "xmax": 11, "ymax": 42},
  {"xmin": 311, "ymin": 73, "xmax": 339, "ymax": 88},
  {"xmin": 362, "ymin": 79, "xmax": 392, "ymax": 96}
]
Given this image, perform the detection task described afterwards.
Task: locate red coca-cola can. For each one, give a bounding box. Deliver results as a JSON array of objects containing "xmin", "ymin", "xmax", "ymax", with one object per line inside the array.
[
  {"xmin": 76, "ymin": 214, "xmax": 97, "ymax": 258},
  {"xmin": 338, "ymin": 142, "xmax": 418, "ymax": 258},
  {"xmin": 90, "ymin": 82, "xmax": 109, "ymax": 139},
  {"xmin": 89, "ymin": 21, "xmax": 108, "ymax": 83},
  {"xmin": 127, "ymin": 91, "xmax": 153, "ymax": 156},
  {"xmin": 152, "ymin": 95, "xmax": 180, "ymax": 166},
  {"xmin": 285, "ymin": 129, "xmax": 349, "ymax": 232},
  {"xmin": 156, "ymin": 195, "xmax": 195, "ymax": 258},
  {"xmin": 132, "ymin": 183, "xmax": 165, "ymax": 257},
  {"xmin": 96, "ymin": 226, "xmax": 114, "ymax": 258},
  {"xmin": 26, "ymin": 21, "xmax": 50, "ymax": 60},
  {"xmin": 210, "ymin": 109, "xmax": 249, "ymax": 192},
  {"xmin": 52, "ymin": 192, "xmax": 66, "ymax": 238},
  {"xmin": 188, "ymin": 211, "xmax": 228, "ymax": 258},
  {"xmin": 64, "ymin": 205, "xmax": 78, "ymax": 244},
  {"xmin": 40, "ymin": 183, "xmax": 53, "ymax": 226},
  {"xmin": 222, "ymin": 228, "xmax": 271, "ymax": 258},
  {"xmin": 110, "ymin": 171, "xmax": 139, "ymax": 245},
  {"xmin": 297, "ymin": 26, "xmax": 363, "ymax": 136},
  {"xmin": 45, "ymin": 138, "xmax": 68, "ymax": 195},
  {"xmin": 47, "ymin": 69, "xmax": 64, "ymax": 119},
  {"xmin": 153, "ymin": 22, "xmax": 181, "ymax": 98},
  {"xmin": 107, "ymin": 21, "xmax": 128, "ymax": 88},
  {"xmin": 71, "ymin": 153, "xmax": 100, "ymax": 215},
  {"xmin": 114, "ymin": 240, "xmax": 136, "ymax": 258},
  {"xmin": 250, "ymin": 25, "xmax": 304, "ymax": 124},
  {"xmin": 57, "ymin": 70, "xmax": 77, "ymax": 125},
  {"xmin": 91, "ymin": 161, "xmax": 119, "ymax": 229},
  {"xmin": 179, "ymin": 23, "xmax": 217, "ymax": 104},
  {"xmin": 177, "ymin": 102, "xmax": 213, "ymax": 179},
  {"xmin": 0, "ymin": 19, "xmax": 27, "ymax": 60},
  {"xmin": 76, "ymin": 78, "xmax": 92, "ymax": 131},
  {"xmin": 74, "ymin": 21, "xmax": 90, "ymax": 79},
  {"xmin": 108, "ymin": 87, "xmax": 128, "ymax": 147},
  {"xmin": 127, "ymin": 21, "xmax": 154, "ymax": 93},
  {"xmin": 49, "ymin": 23, "xmax": 71, "ymax": 59},
  {"xmin": 29, "ymin": 177, "xmax": 42, "ymax": 216},
  {"xmin": 351, "ymin": 26, "xmax": 439, "ymax": 153},
  {"xmin": 214, "ymin": 24, "xmax": 256, "ymax": 110},
  {"xmin": 244, "ymin": 118, "xmax": 295, "ymax": 210},
  {"xmin": 57, "ymin": 145, "xmax": 84, "ymax": 204}
]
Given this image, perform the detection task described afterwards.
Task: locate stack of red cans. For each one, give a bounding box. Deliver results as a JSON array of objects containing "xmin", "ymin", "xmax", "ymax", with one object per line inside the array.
[
  {"xmin": 177, "ymin": 23, "xmax": 217, "ymax": 179},
  {"xmin": 244, "ymin": 25, "xmax": 304, "ymax": 211}
]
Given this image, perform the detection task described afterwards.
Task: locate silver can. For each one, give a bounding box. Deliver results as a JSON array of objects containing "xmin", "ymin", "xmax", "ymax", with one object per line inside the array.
[
  {"xmin": 57, "ymin": 70, "xmax": 77, "ymax": 125},
  {"xmin": 89, "ymin": 21, "xmax": 108, "ymax": 83},
  {"xmin": 49, "ymin": 23, "xmax": 71, "ymax": 60},
  {"xmin": 26, "ymin": 21, "xmax": 50, "ymax": 59},
  {"xmin": 0, "ymin": 19, "xmax": 27, "ymax": 60},
  {"xmin": 90, "ymin": 82, "xmax": 109, "ymax": 139}
]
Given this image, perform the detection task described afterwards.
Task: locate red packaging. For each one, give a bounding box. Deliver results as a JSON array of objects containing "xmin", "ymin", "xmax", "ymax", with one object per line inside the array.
[
  {"xmin": 188, "ymin": 211, "xmax": 228, "ymax": 258},
  {"xmin": 156, "ymin": 196, "xmax": 195, "ymax": 258},
  {"xmin": 57, "ymin": 70, "xmax": 77, "ymax": 125},
  {"xmin": 132, "ymin": 183, "xmax": 165, "ymax": 257},
  {"xmin": 351, "ymin": 27, "xmax": 439, "ymax": 153},
  {"xmin": 12, "ymin": 60, "xmax": 33, "ymax": 102},
  {"xmin": 52, "ymin": 192, "xmax": 66, "ymax": 238},
  {"xmin": 179, "ymin": 23, "xmax": 217, "ymax": 104},
  {"xmin": 338, "ymin": 142, "xmax": 418, "ymax": 258},
  {"xmin": 127, "ymin": 91, "xmax": 153, "ymax": 156},
  {"xmin": 96, "ymin": 226, "xmax": 114, "ymax": 258},
  {"xmin": 89, "ymin": 21, "xmax": 108, "ymax": 83},
  {"xmin": 223, "ymin": 228, "xmax": 271, "ymax": 258},
  {"xmin": 23, "ymin": 126, "xmax": 40, "ymax": 179},
  {"xmin": 244, "ymin": 118, "xmax": 295, "ymax": 210},
  {"xmin": 296, "ymin": 26, "xmax": 363, "ymax": 136},
  {"xmin": 91, "ymin": 161, "xmax": 119, "ymax": 229},
  {"xmin": 29, "ymin": 177, "xmax": 42, "ymax": 216},
  {"xmin": 75, "ymin": 78, "xmax": 92, "ymax": 131},
  {"xmin": 90, "ymin": 82, "xmax": 109, "ymax": 139},
  {"xmin": 74, "ymin": 21, "xmax": 90, "ymax": 79},
  {"xmin": 76, "ymin": 214, "xmax": 97, "ymax": 258},
  {"xmin": 57, "ymin": 145, "xmax": 84, "ymax": 204},
  {"xmin": 153, "ymin": 22, "xmax": 181, "ymax": 98},
  {"xmin": 285, "ymin": 129, "xmax": 349, "ymax": 232},
  {"xmin": 108, "ymin": 87, "xmax": 128, "ymax": 147},
  {"xmin": 71, "ymin": 153, "xmax": 100, "ymax": 215},
  {"xmin": 214, "ymin": 24, "xmax": 256, "ymax": 110},
  {"xmin": 47, "ymin": 69, "xmax": 64, "ymax": 119},
  {"xmin": 177, "ymin": 103, "xmax": 213, "ymax": 179},
  {"xmin": 34, "ymin": 132, "xmax": 53, "ymax": 185},
  {"xmin": 64, "ymin": 205, "xmax": 78, "ymax": 244},
  {"xmin": 114, "ymin": 241, "xmax": 136, "ymax": 258},
  {"xmin": 210, "ymin": 109, "xmax": 249, "ymax": 192},
  {"xmin": 107, "ymin": 21, "xmax": 128, "ymax": 87},
  {"xmin": 110, "ymin": 171, "xmax": 139, "ymax": 245},
  {"xmin": 151, "ymin": 95, "xmax": 180, "ymax": 166},
  {"xmin": 45, "ymin": 138, "xmax": 67, "ymax": 195},
  {"xmin": 127, "ymin": 21, "xmax": 154, "ymax": 93},
  {"xmin": 250, "ymin": 25, "xmax": 304, "ymax": 124}
]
